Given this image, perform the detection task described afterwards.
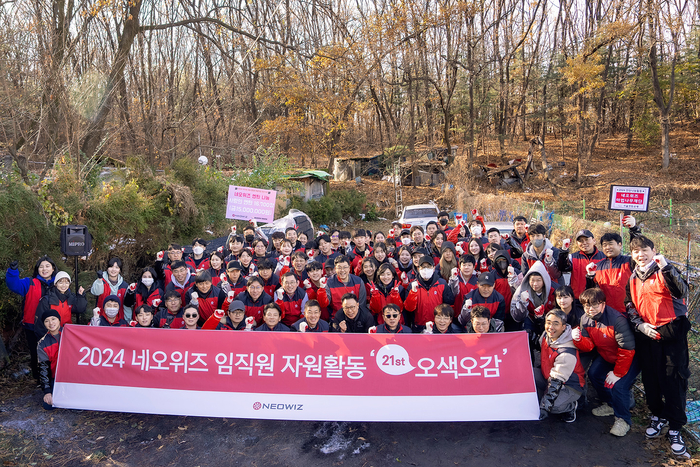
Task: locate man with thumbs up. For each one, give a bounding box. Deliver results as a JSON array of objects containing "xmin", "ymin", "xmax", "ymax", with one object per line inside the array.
[{"xmin": 625, "ymin": 235, "xmax": 690, "ymax": 458}]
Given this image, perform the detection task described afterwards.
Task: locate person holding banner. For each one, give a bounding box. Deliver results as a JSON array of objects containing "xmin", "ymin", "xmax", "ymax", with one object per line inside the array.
[
  {"xmin": 37, "ymin": 309, "xmax": 62, "ymax": 410},
  {"xmin": 255, "ymin": 303, "xmax": 291, "ymax": 332},
  {"xmin": 625, "ymin": 235, "xmax": 691, "ymax": 458},
  {"xmin": 536, "ymin": 309, "xmax": 586, "ymax": 423},
  {"xmin": 291, "ymin": 300, "xmax": 330, "ymax": 332}
]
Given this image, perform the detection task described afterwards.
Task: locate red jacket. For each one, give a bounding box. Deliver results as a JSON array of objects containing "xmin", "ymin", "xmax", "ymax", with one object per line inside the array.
[
  {"xmin": 275, "ymin": 287, "xmax": 308, "ymax": 326},
  {"xmin": 559, "ymin": 247, "xmax": 606, "ymax": 298},
  {"xmin": 588, "ymin": 255, "xmax": 634, "ymax": 314},
  {"xmin": 235, "ymin": 291, "xmax": 273, "ymax": 326},
  {"xmin": 626, "ymin": 264, "xmax": 688, "ymax": 327},
  {"xmin": 185, "ymin": 285, "xmax": 226, "ymax": 321},
  {"xmin": 164, "ymin": 277, "xmax": 195, "ymax": 307},
  {"xmin": 37, "ymin": 330, "xmax": 61, "ymax": 393},
  {"xmin": 324, "ymin": 274, "xmax": 367, "ymax": 319},
  {"xmin": 368, "ymin": 282, "xmax": 404, "ymax": 324},
  {"xmin": 574, "ymin": 305, "xmax": 635, "ymax": 377},
  {"xmin": 404, "ymin": 275, "xmax": 454, "ymax": 326}
]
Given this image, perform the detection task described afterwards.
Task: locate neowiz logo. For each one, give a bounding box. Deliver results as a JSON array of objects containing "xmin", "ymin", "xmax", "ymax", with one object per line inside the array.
[{"xmin": 253, "ymin": 402, "xmax": 304, "ymax": 411}]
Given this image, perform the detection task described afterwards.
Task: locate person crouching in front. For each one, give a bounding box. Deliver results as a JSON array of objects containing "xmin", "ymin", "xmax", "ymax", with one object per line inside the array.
[
  {"xmin": 464, "ymin": 305, "xmax": 504, "ymax": 333},
  {"xmin": 373, "ymin": 304, "xmax": 411, "ymax": 333}
]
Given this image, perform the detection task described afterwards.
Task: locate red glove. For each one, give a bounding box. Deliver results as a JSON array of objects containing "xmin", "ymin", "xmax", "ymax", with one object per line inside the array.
[
  {"xmin": 152, "ymin": 299, "xmax": 162, "ymax": 307},
  {"xmin": 534, "ymin": 305, "xmax": 545, "ymax": 318},
  {"xmin": 129, "ymin": 320, "xmax": 137, "ymax": 327}
]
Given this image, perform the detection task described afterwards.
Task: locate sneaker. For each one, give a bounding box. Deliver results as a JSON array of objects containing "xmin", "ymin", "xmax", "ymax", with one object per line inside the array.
[
  {"xmin": 592, "ymin": 403, "xmax": 615, "ymax": 417},
  {"xmin": 562, "ymin": 401, "xmax": 577, "ymax": 423},
  {"xmin": 667, "ymin": 430, "xmax": 690, "ymax": 458},
  {"xmin": 645, "ymin": 416, "xmax": 669, "ymax": 439},
  {"xmin": 610, "ymin": 417, "xmax": 630, "ymax": 437}
]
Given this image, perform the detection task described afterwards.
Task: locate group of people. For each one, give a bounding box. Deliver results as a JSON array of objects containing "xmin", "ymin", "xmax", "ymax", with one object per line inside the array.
[{"xmin": 4, "ymin": 210, "xmax": 692, "ymax": 458}]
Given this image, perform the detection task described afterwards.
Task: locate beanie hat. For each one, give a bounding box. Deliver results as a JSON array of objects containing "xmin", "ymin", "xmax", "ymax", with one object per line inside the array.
[
  {"xmin": 103, "ymin": 294, "xmax": 122, "ymax": 307},
  {"xmin": 54, "ymin": 271, "xmax": 71, "ymax": 284},
  {"xmin": 42, "ymin": 309, "xmax": 61, "ymax": 323}
]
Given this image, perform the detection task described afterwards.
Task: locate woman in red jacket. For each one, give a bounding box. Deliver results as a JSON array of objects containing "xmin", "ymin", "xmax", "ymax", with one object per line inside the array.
[{"xmin": 368, "ymin": 263, "xmax": 405, "ymax": 325}]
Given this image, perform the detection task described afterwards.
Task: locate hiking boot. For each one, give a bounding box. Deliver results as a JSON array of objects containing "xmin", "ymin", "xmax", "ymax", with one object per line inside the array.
[
  {"xmin": 667, "ymin": 430, "xmax": 690, "ymax": 458},
  {"xmin": 562, "ymin": 401, "xmax": 577, "ymax": 423},
  {"xmin": 610, "ymin": 417, "xmax": 630, "ymax": 437},
  {"xmin": 592, "ymin": 403, "xmax": 615, "ymax": 417},
  {"xmin": 645, "ymin": 415, "xmax": 668, "ymax": 439}
]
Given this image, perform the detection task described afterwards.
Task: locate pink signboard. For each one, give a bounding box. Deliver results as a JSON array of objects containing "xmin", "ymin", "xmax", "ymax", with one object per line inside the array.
[
  {"xmin": 608, "ymin": 185, "xmax": 651, "ymax": 212},
  {"xmin": 226, "ymin": 185, "xmax": 277, "ymax": 223}
]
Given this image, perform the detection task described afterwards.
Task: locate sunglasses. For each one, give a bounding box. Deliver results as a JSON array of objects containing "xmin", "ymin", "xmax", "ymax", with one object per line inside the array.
[
  {"xmin": 184, "ymin": 313, "xmax": 198, "ymax": 319},
  {"xmin": 384, "ymin": 313, "xmax": 400, "ymax": 319}
]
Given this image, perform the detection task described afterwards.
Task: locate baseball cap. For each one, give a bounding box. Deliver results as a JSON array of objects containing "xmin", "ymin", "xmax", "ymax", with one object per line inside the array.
[
  {"xmin": 228, "ymin": 300, "xmax": 245, "ymax": 312},
  {"xmin": 418, "ymin": 256, "xmax": 434, "ymax": 267},
  {"xmin": 477, "ymin": 271, "xmax": 496, "ymax": 286},
  {"xmin": 575, "ymin": 229, "xmax": 594, "ymax": 240}
]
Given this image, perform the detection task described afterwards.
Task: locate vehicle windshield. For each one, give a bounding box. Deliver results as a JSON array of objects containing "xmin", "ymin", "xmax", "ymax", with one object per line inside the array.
[{"xmin": 404, "ymin": 208, "xmax": 438, "ymax": 219}]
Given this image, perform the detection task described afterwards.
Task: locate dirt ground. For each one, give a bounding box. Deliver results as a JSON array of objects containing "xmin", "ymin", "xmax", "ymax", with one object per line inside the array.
[{"xmin": 0, "ymin": 365, "xmax": 697, "ymax": 467}]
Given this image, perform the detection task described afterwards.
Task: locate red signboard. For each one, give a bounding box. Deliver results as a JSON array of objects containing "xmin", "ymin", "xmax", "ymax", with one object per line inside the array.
[{"xmin": 53, "ymin": 325, "xmax": 539, "ymax": 422}]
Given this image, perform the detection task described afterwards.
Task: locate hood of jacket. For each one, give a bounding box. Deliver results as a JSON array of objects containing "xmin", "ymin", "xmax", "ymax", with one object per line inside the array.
[{"xmin": 513, "ymin": 260, "xmax": 551, "ymax": 302}]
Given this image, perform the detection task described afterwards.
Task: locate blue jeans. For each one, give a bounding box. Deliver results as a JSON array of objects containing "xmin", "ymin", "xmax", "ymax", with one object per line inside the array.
[{"xmin": 588, "ymin": 355, "xmax": 640, "ymax": 425}]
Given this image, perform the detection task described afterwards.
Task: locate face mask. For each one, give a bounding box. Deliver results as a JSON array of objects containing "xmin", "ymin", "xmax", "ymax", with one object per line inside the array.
[
  {"xmin": 439, "ymin": 219, "xmax": 448, "ymax": 226},
  {"xmin": 401, "ymin": 238, "xmax": 411, "ymax": 245},
  {"xmin": 104, "ymin": 307, "xmax": 119, "ymax": 318},
  {"xmin": 497, "ymin": 260, "xmax": 508, "ymax": 270},
  {"xmin": 533, "ymin": 238, "xmax": 544, "ymax": 248},
  {"xmin": 193, "ymin": 246, "xmax": 204, "ymax": 255},
  {"xmin": 419, "ymin": 268, "xmax": 434, "ymax": 280},
  {"xmin": 142, "ymin": 277, "xmax": 154, "ymax": 288},
  {"xmin": 245, "ymin": 235, "xmax": 255, "ymax": 243},
  {"xmin": 471, "ymin": 226, "xmax": 482, "ymax": 237}
]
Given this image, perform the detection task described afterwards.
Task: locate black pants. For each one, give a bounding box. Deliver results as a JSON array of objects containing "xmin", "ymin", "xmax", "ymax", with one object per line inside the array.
[
  {"xmin": 24, "ymin": 327, "xmax": 39, "ymax": 381},
  {"xmin": 635, "ymin": 316, "xmax": 691, "ymax": 430}
]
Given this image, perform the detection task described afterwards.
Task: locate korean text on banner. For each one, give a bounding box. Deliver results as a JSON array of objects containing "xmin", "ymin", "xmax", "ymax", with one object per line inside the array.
[
  {"xmin": 225, "ymin": 185, "xmax": 277, "ymax": 223},
  {"xmin": 53, "ymin": 325, "xmax": 539, "ymax": 422}
]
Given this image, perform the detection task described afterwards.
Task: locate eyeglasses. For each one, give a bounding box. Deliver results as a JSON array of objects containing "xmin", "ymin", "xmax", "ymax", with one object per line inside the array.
[
  {"xmin": 582, "ymin": 302, "xmax": 601, "ymax": 309},
  {"xmin": 343, "ymin": 305, "xmax": 358, "ymax": 310},
  {"xmin": 184, "ymin": 313, "xmax": 198, "ymax": 319},
  {"xmin": 229, "ymin": 310, "xmax": 245, "ymax": 315},
  {"xmin": 166, "ymin": 298, "xmax": 181, "ymax": 303},
  {"xmin": 384, "ymin": 313, "xmax": 400, "ymax": 319}
]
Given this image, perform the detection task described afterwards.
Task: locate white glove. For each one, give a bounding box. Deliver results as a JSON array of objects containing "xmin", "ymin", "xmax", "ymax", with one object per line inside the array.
[
  {"xmin": 364, "ymin": 250, "xmax": 370, "ymax": 258},
  {"xmin": 622, "ymin": 215, "xmax": 636, "ymax": 228},
  {"xmin": 152, "ymin": 299, "xmax": 162, "ymax": 307},
  {"xmin": 282, "ymin": 256, "xmax": 290, "ymax": 267},
  {"xmin": 520, "ymin": 291, "xmax": 530, "ymax": 303},
  {"xmin": 638, "ymin": 322, "xmax": 660, "ymax": 340},
  {"xmin": 471, "ymin": 209, "xmax": 478, "ymax": 218},
  {"xmin": 308, "ymin": 250, "xmax": 315, "ymax": 258},
  {"xmin": 604, "ymin": 371, "xmax": 622, "ymax": 388},
  {"xmin": 586, "ymin": 262, "xmax": 597, "ymax": 276},
  {"xmin": 227, "ymin": 290, "xmax": 235, "ymax": 300},
  {"xmin": 249, "ymin": 219, "xmax": 258, "ymax": 228},
  {"xmin": 411, "ymin": 281, "xmax": 419, "ymax": 293},
  {"xmin": 319, "ymin": 277, "xmax": 327, "ymax": 287},
  {"xmin": 424, "ymin": 322, "xmax": 434, "ymax": 334},
  {"xmin": 401, "ymin": 272, "xmax": 409, "ymax": 285},
  {"xmin": 299, "ymin": 322, "xmax": 308, "ymax": 332},
  {"xmin": 534, "ymin": 305, "xmax": 545, "ymax": 318},
  {"xmin": 303, "ymin": 279, "xmax": 312, "ymax": 289},
  {"xmin": 455, "ymin": 245, "xmax": 464, "ymax": 256},
  {"xmin": 276, "ymin": 288, "xmax": 284, "ymax": 301},
  {"xmin": 220, "ymin": 281, "xmax": 230, "ymax": 294},
  {"xmin": 501, "ymin": 233, "xmax": 510, "ymax": 240},
  {"xmin": 368, "ymin": 326, "xmax": 377, "ymax": 334},
  {"xmin": 217, "ymin": 246, "xmax": 224, "ymax": 253},
  {"xmin": 450, "ymin": 267, "xmax": 459, "ymax": 279},
  {"xmin": 544, "ymin": 249, "xmax": 554, "ymax": 263},
  {"xmin": 128, "ymin": 283, "xmax": 137, "ymax": 292},
  {"xmin": 507, "ymin": 266, "xmax": 515, "ymax": 277},
  {"xmin": 245, "ymin": 316, "xmax": 255, "ymax": 330},
  {"xmin": 464, "ymin": 299, "xmax": 472, "ymax": 310},
  {"xmin": 93, "ymin": 307, "xmax": 100, "ymax": 318},
  {"xmin": 653, "ymin": 255, "xmax": 668, "ymax": 269},
  {"xmin": 156, "ymin": 251, "xmax": 164, "ymax": 261},
  {"xmin": 220, "ymin": 273, "xmax": 227, "ymax": 282},
  {"xmin": 571, "ymin": 327, "xmax": 581, "ymax": 341},
  {"xmin": 231, "ymin": 225, "xmax": 237, "ymax": 234},
  {"xmin": 190, "ymin": 292, "xmax": 199, "ymax": 304},
  {"xmin": 562, "ymin": 238, "xmax": 571, "ymax": 250},
  {"xmin": 480, "ymin": 258, "xmax": 488, "ymax": 270}
]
